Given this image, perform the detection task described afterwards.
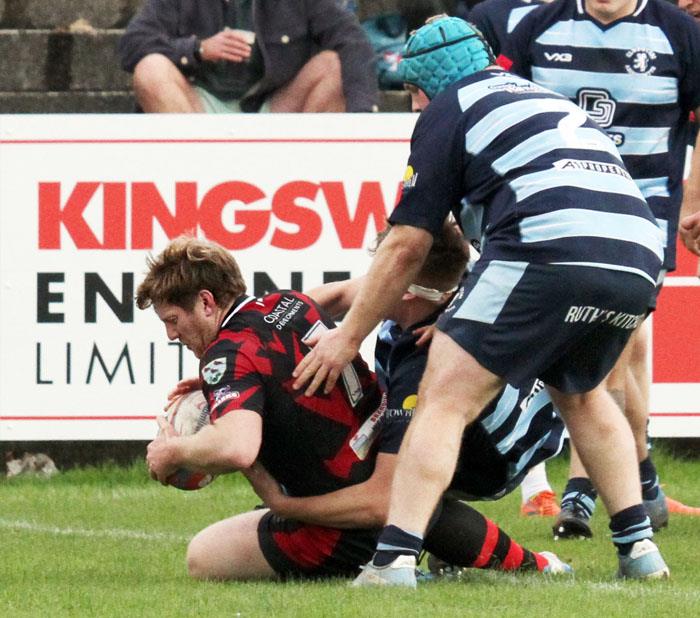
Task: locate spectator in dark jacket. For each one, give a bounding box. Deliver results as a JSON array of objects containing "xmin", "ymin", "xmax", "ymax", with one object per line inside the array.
[{"xmin": 119, "ymin": 0, "xmax": 379, "ymax": 113}]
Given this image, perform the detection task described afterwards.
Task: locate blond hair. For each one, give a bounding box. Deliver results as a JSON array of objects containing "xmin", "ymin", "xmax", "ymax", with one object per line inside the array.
[{"xmin": 136, "ymin": 235, "xmax": 246, "ymax": 311}]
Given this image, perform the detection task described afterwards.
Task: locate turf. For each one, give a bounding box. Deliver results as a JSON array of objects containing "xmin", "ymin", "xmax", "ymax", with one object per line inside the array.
[{"xmin": 1, "ymin": 446, "xmax": 699, "ymax": 617}]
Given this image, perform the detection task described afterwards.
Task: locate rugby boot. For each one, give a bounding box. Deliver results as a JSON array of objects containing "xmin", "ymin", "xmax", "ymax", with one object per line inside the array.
[
  {"xmin": 426, "ymin": 553, "xmax": 466, "ymax": 579},
  {"xmin": 521, "ymin": 490, "xmax": 561, "ymax": 517},
  {"xmin": 539, "ymin": 551, "xmax": 574, "ymax": 575},
  {"xmin": 552, "ymin": 505, "xmax": 593, "ymax": 540},
  {"xmin": 617, "ymin": 539, "xmax": 670, "ymax": 580},
  {"xmin": 666, "ymin": 496, "xmax": 700, "ymax": 516},
  {"xmin": 351, "ymin": 554, "xmax": 417, "ymax": 588},
  {"xmin": 643, "ymin": 486, "xmax": 669, "ymax": 531}
]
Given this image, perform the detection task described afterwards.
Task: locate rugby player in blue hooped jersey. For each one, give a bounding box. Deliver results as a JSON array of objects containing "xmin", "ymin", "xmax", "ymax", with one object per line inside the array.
[
  {"xmin": 292, "ymin": 15, "xmax": 669, "ymax": 584},
  {"xmin": 500, "ymin": 0, "xmax": 700, "ymax": 540}
]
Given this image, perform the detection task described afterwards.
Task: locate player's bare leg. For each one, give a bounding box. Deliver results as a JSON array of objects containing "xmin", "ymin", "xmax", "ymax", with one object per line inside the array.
[
  {"xmin": 549, "ymin": 386, "xmax": 641, "ymax": 517},
  {"xmin": 557, "ymin": 324, "xmax": 668, "ymax": 536},
  {"xmin": 187, "ymin": 510, "xmax": 277, "ymax": 581},
  {"xmin": 353, "ymin": 331, "xmax": 504, "ymax": 587},
  {"xmin": 556, "ymin": 329, "xmax": 633, "ymax": 538},
  {"xmin": 548, "ymin": 384, "xmax": 668, "ymax": 578},
  {"xmin": 132, "ymin": 53, "xmax": 205, "ymax": 113}
]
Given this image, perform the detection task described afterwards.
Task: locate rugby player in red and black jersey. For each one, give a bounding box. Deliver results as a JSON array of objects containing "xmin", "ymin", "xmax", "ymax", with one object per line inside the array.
[{"xmin": 138, "ymin": 234, "xmax": 569, "ymax": 582}]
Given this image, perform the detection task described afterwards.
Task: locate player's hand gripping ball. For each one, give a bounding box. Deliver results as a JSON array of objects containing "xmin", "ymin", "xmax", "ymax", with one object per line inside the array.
[{"xmin": 160, "ymin": 391, "xmax": 215, "ymax": 490}]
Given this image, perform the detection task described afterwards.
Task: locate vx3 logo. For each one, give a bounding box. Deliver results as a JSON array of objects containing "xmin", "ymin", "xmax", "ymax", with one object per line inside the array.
[{"xmin": 544, "ymin": 51, "xmax": 573, "ymax": 62}]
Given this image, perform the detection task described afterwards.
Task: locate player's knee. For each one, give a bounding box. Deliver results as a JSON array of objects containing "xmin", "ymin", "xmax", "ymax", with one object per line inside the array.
[{"xmin": 186, "ymin": 537, "xmax": 219, "ymax": 581}]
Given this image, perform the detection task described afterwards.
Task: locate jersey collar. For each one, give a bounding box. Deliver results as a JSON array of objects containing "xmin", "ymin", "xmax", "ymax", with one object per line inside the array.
[
  {"xmin": 577, "ymin": 0, "xmax": 648, "ymax": 18},
  {"xmin": 219, "ymin": 294, "xmax": 255, "ymax": 330}
]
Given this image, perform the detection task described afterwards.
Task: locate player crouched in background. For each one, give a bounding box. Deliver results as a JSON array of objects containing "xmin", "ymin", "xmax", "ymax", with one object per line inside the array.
[{"xmin": 137, "ymin": 235, "xmax": 569, "ymax": 581}]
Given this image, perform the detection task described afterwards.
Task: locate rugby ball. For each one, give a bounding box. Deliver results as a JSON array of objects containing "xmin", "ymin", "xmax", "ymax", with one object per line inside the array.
[{"xmin": 161, "ymin": 390, "xmax": 214, "ymax": 491}]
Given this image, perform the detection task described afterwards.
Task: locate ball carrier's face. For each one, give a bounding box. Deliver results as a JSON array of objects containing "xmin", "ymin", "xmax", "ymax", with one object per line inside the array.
[{"xmin": 154, "ymin": 290, "xmax": 221, "ymax": 359}]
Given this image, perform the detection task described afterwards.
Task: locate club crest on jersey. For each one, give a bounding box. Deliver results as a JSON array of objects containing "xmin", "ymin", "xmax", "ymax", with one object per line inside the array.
[
  {"xmin": 625, "ymin": 48, "xmax": 657, "ymax": 75},
  {"xmin": 202, "ymin": 357, "xmax": 227, "ymax": 385}
]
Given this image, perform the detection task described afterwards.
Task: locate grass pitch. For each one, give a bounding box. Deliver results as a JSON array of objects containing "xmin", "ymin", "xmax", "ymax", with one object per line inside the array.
[{"xmin": 1, "ymin": 447, "xmax": 699, "ymax": 617}]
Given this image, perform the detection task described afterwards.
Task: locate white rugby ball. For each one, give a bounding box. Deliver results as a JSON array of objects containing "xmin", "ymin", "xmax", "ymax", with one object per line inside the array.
[{"xmin": 161, "ymin": 391, "xmax": 214, "ymax": 491}]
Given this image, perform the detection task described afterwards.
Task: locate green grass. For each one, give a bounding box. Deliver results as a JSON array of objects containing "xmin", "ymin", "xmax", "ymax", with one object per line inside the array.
[{"xmin": 1, "ymin": 448, "xmax": 699, "ymax": 617}]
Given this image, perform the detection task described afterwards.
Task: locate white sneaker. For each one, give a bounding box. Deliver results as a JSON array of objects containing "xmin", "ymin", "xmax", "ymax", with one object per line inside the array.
[{"xmin": 351, "ymin": 555, "xmax": 418, "ymax": 588}]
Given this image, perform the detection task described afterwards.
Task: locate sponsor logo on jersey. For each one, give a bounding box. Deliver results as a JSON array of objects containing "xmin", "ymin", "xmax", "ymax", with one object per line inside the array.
[
  {"xmin": 625, "ymin": 48, "xmax": 657, "ymax": 75},
  {"xmin": 488, "ymin": 81, "xmax": 545, "ymax": 94},
  {"xmin": 544, "ymin": 51, "xmax": 573, "ymax": 63},
  {"xmin": 264, "ymin": 295, "xmax": 305, "ymax": 330},
  {"xmin": 212, "ymin": 384, "xmax": 240, "ymax": 408},
  {"xmin": 401, "ymin": 394, "xmax": 418, "ymax": 410},
  {"xmin": 349, "ymin": 394, "xmax": 387, "ymax": 459},
  {"xmin": 564, "ymin": 305, "xmax": 644, "ymax": 329},
  {"xmin": 202, "ymin": 357, "xmax": 227, "ymax": 385},
  {"xmin": 403, "ymin": 165, "xmax": 418, "ymax": 189},
  {"xmin": 553, "ymin": 158, "xmax": 631, "ymax": 180},
  {"xmin": 578, "ymin": 88, "xmax": 616, "ymax": 128}
]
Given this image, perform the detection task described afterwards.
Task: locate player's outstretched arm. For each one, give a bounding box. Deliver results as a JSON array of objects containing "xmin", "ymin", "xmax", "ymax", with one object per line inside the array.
[
  {"xmin": 305, "ymin": 276, "xmax": 364, "ymax": 320},
  {"xmin": 293, "ymin": 225, "xmax": 433, "ymax": 396},
  {"xmin": 245, "ymin": 454, "xmax": 397, "ymax": 529}
]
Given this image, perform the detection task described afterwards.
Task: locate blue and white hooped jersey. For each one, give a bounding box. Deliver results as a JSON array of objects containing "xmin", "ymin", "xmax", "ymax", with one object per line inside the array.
[
  {"xmin": 502, "ymin": 0, "xmax": 700, "ymax": 270},
  {"xmin": 373, "ymin": 318, "xmax": 565, "ymax": 498},
  {"xmin": 468, "ymin": 0, "xmax": 545, "ymax": 56},
  {"xmin": 389, "ymin": 69, "xmax": 664, "ymax": 286}
]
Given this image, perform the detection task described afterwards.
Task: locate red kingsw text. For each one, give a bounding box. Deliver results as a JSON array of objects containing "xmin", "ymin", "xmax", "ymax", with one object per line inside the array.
[{"xmin": 38, "ymin": 181, "xmax": 402, "ymax": 250}]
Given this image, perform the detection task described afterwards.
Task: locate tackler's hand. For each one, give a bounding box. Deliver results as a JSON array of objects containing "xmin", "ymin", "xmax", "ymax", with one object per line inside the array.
[{"xmin": 292, "ymin": 327, "xmax": 359, "ymax": 397}]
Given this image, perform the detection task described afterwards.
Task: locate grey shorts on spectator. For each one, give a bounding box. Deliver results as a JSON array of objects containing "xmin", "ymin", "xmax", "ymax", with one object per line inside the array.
[{"xmin": 194, "ymin": 86, "xmax": 271, "ymax": 113}]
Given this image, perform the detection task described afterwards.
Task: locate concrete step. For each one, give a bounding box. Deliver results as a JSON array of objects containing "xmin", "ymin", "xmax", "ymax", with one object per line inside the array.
[
  {"xmin": 0, "ymin": 91, "xmax": 135, "ymax": 113},
  {"xmin": 0, "ymin": 29, "xmax": 130, "ymax": 91}
]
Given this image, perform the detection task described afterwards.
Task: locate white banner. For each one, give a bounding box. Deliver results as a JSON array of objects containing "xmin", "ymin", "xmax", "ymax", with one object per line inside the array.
[
  {"xmin": 0, "ymin": 114, "xmax": 698, "ymax": 439},
  {"xmin": 0, "ymin": 114, "xmax": 412, "ymax": 440}
]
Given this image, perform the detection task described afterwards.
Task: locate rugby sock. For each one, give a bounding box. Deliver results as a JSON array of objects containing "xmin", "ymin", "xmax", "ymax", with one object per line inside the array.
[
  {"xmin": 639, "ymin": 456, "xmax": 660, "ymax": 501},
  {"xmin": 610, "ymin": 504, "xmax": 653, "ymax": 556},
  {"xmin": 424, "ymin": 500, "xmax": 545, "ymax": 572},
  {"xmin": 520, "ymin": 462, "xmax": 553, "ymax": 503},
  {"xmin": 372, "ymin": 525, "xmax": 423, "ymax": 567},
  {"xmin": 561, "ymin": 477, "xmax": 597, "ymax": 519}
]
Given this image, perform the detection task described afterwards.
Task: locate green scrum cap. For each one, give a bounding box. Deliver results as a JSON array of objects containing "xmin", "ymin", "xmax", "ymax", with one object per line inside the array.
[{"xmin": 399, "ymin": 15, "xmax": 495, "ymax": 100}]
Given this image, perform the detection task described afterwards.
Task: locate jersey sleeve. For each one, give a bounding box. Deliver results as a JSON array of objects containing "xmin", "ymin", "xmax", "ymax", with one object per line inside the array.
[
  {"xmin": 388, "ymin": 94, "xmax": 469, "ymax": 236},
  {"xmin": 498, "ymin": 8, "xmax": 537, "ymax": 78},
  {"xmin": 199, "ymin": 335, "xmax": 266, "ymax": 421},
  {"xmin": 468, "ymin": 2, "xmax": 501, "ymax": 56},
  {"xmin": 676, "ymin": 13, "xmax": 700, "ymax": 113}
]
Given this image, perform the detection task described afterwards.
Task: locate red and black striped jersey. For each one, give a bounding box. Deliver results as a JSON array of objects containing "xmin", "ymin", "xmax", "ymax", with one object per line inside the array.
[{"xmin": 199, "ymin": 290, "xmax": 382, "ymax": 497}]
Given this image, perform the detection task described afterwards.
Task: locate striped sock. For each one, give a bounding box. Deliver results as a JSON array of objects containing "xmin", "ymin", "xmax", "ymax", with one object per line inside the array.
[
  {"xmin": 372, "ymin": 525, "xmax": 423, "ymax": 567},
  {"xmin": 610, "ymin": 504, "xmax": 653, "ymax": 555},
  {"xmin": 639, "ymin": 457, "xmax": 660, "ymax": 501},
  {"xmin": 423, "ymin": 500, "xmax": 544, "ymax": 572},
  {"xmin": 561, "ymin": 477, "xmax": 597, "ymax": 519},
  {"xmin": 473, "ymin": 517, "xmax": 545, "ymax": 572}
]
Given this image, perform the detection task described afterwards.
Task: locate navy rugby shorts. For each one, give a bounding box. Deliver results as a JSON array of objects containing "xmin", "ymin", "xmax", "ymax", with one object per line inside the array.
[
  {"xmin": 258, "ymin": 511, "xmax": 377, "ymax": 579},
  {"xmin": 437, "ymin": 261, "xmax": 656, "ymax": 393}
]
